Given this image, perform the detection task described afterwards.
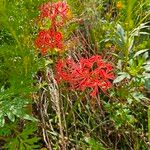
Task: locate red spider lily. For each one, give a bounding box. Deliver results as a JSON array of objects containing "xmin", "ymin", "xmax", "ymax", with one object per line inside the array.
[
  {"xmin": 34, "ymin": 29, "xmax": 63, "ymax": 54},
  {"xmin": 39, "ymin": 2, "xmax": 52, "ymax": 19},
  {"xmin": 39, "ymin": 1, "xmax": 69, "ymax": 27},
  {"xmin": 55, "ymin": 55, "xmax": 115, "ymax": 97},
  {"xmin": 35, "ymin": 1, "xmax": 70, "ymax": 54}
]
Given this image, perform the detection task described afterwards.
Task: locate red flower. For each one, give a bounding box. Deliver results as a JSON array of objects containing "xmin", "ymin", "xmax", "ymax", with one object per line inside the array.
[
  {"xmin": 39, "ymin": 2, "xmax": 52, "ymax": 18},
  {"xmin": 55, "ymin": 55, "xmax": 115, "ymax": 97},
  {"xmin": 55, "ymin": 32, "xmax": 63, "ymax": 41},
  {"xmin": 39, "ymin": 1, "xmax": 69, "ymax": 27},
  {"xmin": 34, "ymin": 29, "xmax": 63, "ymax": 54},
  {"xmin": 54, "ymin": 1, "xmax": 69, "ymax": 16},
  {"xmin": 35, "ymin": 1, "xmax": 70, "ymax": 54}
]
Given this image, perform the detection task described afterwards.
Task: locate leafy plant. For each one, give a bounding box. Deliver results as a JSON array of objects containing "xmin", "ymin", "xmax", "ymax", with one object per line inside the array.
[
  {"xmin": 84, "ymin": 137, "xmax": 105, "ymax": 150},
  {"xmin": 0, "ymin": 96, "xmax": 37, "ymax": 127},
  {"xmin": 0, "ymin": 0, "xmax": 149, "ymax": 149},
  {"xmin": 1, "ymin": 122, "xmax": 40, "ymax": 150}
]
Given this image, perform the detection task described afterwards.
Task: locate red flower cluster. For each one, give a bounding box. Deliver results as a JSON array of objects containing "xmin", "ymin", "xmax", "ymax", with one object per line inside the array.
[
  {"xmin": 35, "ymin": 29, "xmax": 63, "ymax": 54},
  {"xmin": 39, "ymin": 1, "xmax": 69, "ymax": 27},
  {"xmin": 35, "ymin": 1, "xmax": 70, "ymax": 55},
  {"xmin": 55, "ymin": 55, "xmax": 115, "ymax": 97}
]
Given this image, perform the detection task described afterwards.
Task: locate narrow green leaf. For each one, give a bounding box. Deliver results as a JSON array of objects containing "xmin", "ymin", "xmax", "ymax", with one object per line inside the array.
[
  {"xmin": 113, "ymin": 72, "xmax": 130, "ymax": 84},
  {"xmin": 0, "ymin": 115, "xmax": 5, "ymax": 127},
  {"xmin": 6, "ymin": 112, "xmax": 15, "ymax": 122},
  {"xmin": 134, "ymin": 49, "xmax": 149, "ymax": 58}
]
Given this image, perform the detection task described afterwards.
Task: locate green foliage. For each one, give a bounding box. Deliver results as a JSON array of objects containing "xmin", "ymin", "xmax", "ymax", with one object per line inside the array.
[
  {"xmin": 148, "ymin": 106, "xmax": 150, "ymax": 141},
  {"xmin": 0, "ymin": 0, "xmax": 45, "ymax": 127},
  {"xmin": 0, "ymin": 97, "xmax": 37, "ymax": 127},
  {"xmin": 0, "ymin": 0, "xmax": 149, "ymax": 149},
  {"xmin": 0, "ymin": 122, "xmax": 40, "ymax": 150},
  {"xmin": 0, "ymin": 1, "xmax": 43, "ymax": 148},
  {"xmin": 105, "ymin": 102, "xmax": 136, "ymax": 129},
  {"xmin": 85, "ymin": 137, "xmax": 105, "ymax": 150},
  {"xmin": 0, "ymin": 123, "xmax": 12, "ymax": 137}
]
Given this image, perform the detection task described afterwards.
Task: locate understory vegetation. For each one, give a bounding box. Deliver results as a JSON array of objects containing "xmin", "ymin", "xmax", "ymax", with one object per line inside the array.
[{"xmin": 0, "ymin": 0, "xmax": 150, "ymax": 149}]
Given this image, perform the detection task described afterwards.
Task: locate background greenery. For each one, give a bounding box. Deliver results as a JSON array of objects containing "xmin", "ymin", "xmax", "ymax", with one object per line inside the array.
[{"xmin": 0, "ymin": 0, "xmax": 149, "ymax": 149}]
